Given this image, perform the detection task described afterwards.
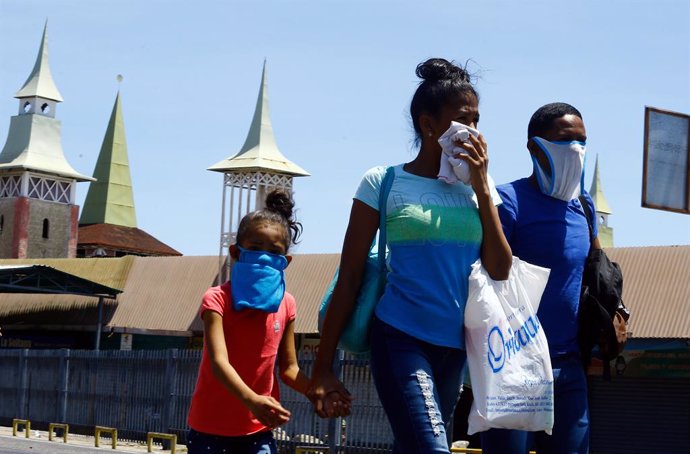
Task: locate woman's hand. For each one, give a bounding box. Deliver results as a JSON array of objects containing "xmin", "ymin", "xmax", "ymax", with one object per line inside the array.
[
  {"xmin": 454, "ymin": 133, "xmax": 512, "ymax": 279},
  {"xmin": 307, "ymin": 369, "xmax": 353, "ymax": 418},
  {"xmin": 245, "ymin": 394, "xmax": 292, "ymax": 428},
  {"xmin": 454, "ymin": 133, "xmax": 491, "ymax": 198}
]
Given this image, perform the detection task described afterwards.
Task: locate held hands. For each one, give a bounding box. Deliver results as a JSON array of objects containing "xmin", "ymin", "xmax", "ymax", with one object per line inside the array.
[
  {"xmin": 245, "ymin": 393, "xmax": 291, "ymax": 429},
  {"xmin": 454, "ymin": 133, "xmax": 491, "ymax": 198},
  {"xmin": 307, "ymin": 370, "xmax": 353, "ymax": 418}
]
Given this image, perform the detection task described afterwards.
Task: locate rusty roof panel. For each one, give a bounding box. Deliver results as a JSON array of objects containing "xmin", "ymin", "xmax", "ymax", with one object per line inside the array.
[
  {"xmin": 285, "ymin": 254, "xmax": 340, "ymax": 334},
  {"xmin": 105, "ymin": 255, "xmax": 220, "ymax": 334},
  {"xmin": 606, "ymin": 245, "xmax": 690, "ymax": 339},
  {"xmin": 0, "ymin": 257, "xmax": 132, "ymax": 317},
  {"xmin": 1, "ymin": 246, "xmax": 686, "ymax": 339}
]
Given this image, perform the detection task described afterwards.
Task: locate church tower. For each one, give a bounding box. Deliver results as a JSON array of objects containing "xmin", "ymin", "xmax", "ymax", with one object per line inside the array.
[
  {"xmin": 77, "ymin": 89, "xmax": 180, "ymax": 257},
  {"xmin": 0, "ymin": 23, "xmax": 92, "ymax": 258},
  {"xmin": 208, "ymin": 61, "xmax": 309, "ymax": 278},
  {"xmin": 589, "ymin": 155, "xmax": 614, "ymax": 248}
]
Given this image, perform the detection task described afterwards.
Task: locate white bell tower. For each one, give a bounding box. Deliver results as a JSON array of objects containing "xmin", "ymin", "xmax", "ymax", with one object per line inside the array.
[{"xmin": 207, "ymin": 61, "xmax": 309, "ymax": 280}]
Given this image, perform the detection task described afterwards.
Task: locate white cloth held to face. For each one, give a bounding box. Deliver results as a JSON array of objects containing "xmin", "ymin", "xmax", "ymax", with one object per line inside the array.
[
  {"xmin": 437, "ymin": 122, "xmax": 480, "ymax": 185},
  {"xmin": 531, "ymin": 137, "xmax": 586, "ymax": 201}
]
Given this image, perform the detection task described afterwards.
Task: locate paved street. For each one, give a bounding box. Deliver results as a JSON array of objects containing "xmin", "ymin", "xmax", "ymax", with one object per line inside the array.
[
  {"xmin": 0, "ymin": 427, "xmax": 184, "ymax": 454},
  {"xmin": 0, "ymin": 435, "xmax": 122, "ymax": 454}
]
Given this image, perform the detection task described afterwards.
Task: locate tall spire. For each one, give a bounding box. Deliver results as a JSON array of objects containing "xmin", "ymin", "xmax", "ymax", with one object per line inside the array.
[
  {"xmin": 0, "ymin": 22, "xmax": 90, "ymax": 181},
  {"xmin": 208, "ymin": 60, "xmax": 309, "ymax": 176},
  {"xmin": 589, "ymin": 155, "xmax": 612, "ymax": 214},
  {"xmin": 80, "ymin": 91, "xmax": 137, "ymax": 227},
  {"xmin": 15, "ymin": 21, "xmax": 63, "ymax": 102}
]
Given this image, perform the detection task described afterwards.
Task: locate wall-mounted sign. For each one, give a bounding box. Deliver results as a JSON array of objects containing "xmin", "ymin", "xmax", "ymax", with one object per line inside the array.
[
  {"xmin": 120, "ymin": 333, "xmax": 133, "ymax": 351},
  {"xmin": 642, "ymin": 107, "xmax": 690, "ymax": 214}
]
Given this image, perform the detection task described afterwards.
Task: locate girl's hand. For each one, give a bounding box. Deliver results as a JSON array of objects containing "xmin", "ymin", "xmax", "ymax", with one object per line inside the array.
[
  {"xmin": 246, "ymin": 394, "xmax": 291, "ymax": 428},
  {"xmin": 322, "ymin": 390, "xmax": 352, "ymax": 417},
  {"xmin": 307, "ymin": 370, "xmax": 353, "ymax": 418},
  {"xmin": 454, "ymin": 133, "xmax": 491, "ymax": 198}
]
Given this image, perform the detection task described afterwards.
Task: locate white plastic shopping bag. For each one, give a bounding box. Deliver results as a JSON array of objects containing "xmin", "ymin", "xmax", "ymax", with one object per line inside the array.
[{"xmin": 464, "ymin": 257, "xmax": 554, "ymax": 434}]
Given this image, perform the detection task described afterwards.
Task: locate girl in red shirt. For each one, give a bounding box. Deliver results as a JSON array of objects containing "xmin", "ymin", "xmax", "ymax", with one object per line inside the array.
[{"xmin": 187, "ymin": 190, "xmax": 311, "ymax": 454}]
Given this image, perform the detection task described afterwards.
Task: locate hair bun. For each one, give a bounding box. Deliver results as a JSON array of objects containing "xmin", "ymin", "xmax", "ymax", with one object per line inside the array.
[
  {"xmin": 416, "ymin": 58, "xmax": 469, "ymax": 83},
  {"xmin": 264, "ymin": 189, "xmax": 303, "ymax": 245},
  {"xmin": 265, "ymin": 189, "xmax": 294, "ymax": 220}
]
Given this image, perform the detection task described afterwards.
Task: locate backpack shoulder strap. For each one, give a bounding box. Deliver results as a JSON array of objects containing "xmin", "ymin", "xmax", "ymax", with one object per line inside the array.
[
  {"xmin": 377, "ymin": 166, "xmax": 395, "ymax": 266},
  {"xmin": 578, "ymin": 195, "xmax": 595, "ymax": 246}
]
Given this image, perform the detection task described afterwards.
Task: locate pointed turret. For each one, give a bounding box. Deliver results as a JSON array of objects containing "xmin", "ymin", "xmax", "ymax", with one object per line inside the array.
[
  {"xmin": 208, "ymin": 61, "xmax": 309, "ymax": 282},
  {"xmin": 208, "ymin": 61, "xmax": 309, "ymax": 176},
  {"xmin": 14, "ymin": 22, "xmax": 64, "ymax": 102},
  {"xmin": 589, "ymin": 155, "xmax": 612, "ymax": 215},
  {"xmin": 77, "ymin": 89, "xmax": 180, "ymax": 258},
  {"xmin": 589, "ymin": 155, "xmax": 614, "ymax": 247},
  {"xmin": 0, "ymin": 24, "xmax": 90, "ymax": 259},
  {"xmin": 0, "ymin": 21, "xmax": 90, "ymax": 181},
  {"xmin": 80, "ymin": 92, "xmax": 137, "ymax": 227}
]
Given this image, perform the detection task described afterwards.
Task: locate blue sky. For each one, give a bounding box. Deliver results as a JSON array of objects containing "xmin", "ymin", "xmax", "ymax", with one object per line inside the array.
[{"xmin": 1, "ymin": 0, "xmax": 688, "ymax": 256}]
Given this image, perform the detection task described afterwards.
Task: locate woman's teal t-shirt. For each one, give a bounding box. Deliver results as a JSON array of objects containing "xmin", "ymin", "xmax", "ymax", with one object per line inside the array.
[{"xmin": 355, "ymin": 164, "xmax": 501, "ymax": 349}]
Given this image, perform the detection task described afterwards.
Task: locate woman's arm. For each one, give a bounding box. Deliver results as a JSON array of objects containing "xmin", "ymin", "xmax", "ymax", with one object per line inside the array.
[
  {"xmin": 477, "ymin": 192, "xmax": 512, "ymax": 280},
  {"xmin": 203, "ymin": 310, "xmax": 291, "ymax": 428},
  {"xmin": 307, "ymin": 199, "xmax": 379, "ymax": 417},
  {"xmin": 277, "ymin": 319, "xmax": 310, "ymax": 395},
  {"xmin": 458, "ymin": 134, "xmax": 512, "ymax": 280}
]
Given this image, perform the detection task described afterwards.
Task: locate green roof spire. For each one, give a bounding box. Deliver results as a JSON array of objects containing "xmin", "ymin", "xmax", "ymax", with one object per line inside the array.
[
  {"xmin": 80, "ymin": 91, "xmax": 137, "ymax": 227},
  {"xmin": 208, "ymin": 60, "xmax": 309, "ymax": 176},
  {"xmin": 15, "ymin": 21, "xmax": 63, "ymax": 102},
  {"xmin": 589, "ymin": 154, "xmax": 612, "ymax": 214}
]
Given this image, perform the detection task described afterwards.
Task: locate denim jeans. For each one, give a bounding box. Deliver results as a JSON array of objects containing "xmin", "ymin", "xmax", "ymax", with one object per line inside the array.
[
  {"xmin": 369, "ymin": 317, "xmax": 467, "ymax": 454},
  {"xmin": 480, "ymin": 354, "xmax": 590, "ymax": 454},
  {"xmin": 187, "ymin": 429, "xmax": 277, "ymax": 454}
]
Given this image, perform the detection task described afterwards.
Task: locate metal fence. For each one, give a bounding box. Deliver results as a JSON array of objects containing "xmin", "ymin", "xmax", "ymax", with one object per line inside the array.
[{"xmin": 0, "ymin": 348, "xmax": 393, "ymax": 452}]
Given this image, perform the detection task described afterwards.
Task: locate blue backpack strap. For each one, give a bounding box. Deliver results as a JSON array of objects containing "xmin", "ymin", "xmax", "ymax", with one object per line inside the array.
[{"xmin": 377, "ymin": 166, "xmax": 396, "ymax": 267}]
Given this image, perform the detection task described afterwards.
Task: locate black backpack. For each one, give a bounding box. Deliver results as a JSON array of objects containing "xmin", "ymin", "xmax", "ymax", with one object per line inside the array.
[{"xmin": 577, "ymin": 196, "xmax": 630, "ymax": 378}]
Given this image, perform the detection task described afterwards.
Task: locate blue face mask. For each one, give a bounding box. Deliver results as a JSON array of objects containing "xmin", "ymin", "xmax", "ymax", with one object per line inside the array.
[{"xmin": 230, "ymin": 247, "xmax": 288, "ymax": 313}]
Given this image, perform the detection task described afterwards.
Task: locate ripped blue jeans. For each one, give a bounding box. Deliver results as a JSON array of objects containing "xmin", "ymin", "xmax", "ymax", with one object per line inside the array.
[{"xmin": 369, "ymin": 317, "xmax": 466, "ymax": 454}]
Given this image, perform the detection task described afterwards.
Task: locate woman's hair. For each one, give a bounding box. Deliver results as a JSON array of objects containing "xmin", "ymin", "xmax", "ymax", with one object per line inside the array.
[
  {"xmin": 410, "ymin": 58, "xmax": 479, "ymax": 144},
  {"xmin": 236, "ymin": 189, "xmax": 303, "ymax": 251},
  {"xmin": 527, "ymin": 102, "xmax": 583, "ymax": 139}
]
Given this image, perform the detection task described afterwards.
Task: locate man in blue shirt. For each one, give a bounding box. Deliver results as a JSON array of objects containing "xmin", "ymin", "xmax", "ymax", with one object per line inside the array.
[{"xmin": 481, "ymin": 103, "xmax": 600, "ymax": 454}]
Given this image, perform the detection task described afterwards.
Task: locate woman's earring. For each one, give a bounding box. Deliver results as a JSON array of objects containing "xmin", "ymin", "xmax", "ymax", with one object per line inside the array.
[{"xmin": 428, "ymin": 131, "xmax": 433, "ymax": 137}]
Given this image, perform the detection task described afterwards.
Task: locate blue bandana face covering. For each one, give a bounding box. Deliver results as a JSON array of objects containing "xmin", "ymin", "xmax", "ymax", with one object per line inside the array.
[{"xmin": 230, "ymin": 247, "xmax": 288, "ymax": 313}]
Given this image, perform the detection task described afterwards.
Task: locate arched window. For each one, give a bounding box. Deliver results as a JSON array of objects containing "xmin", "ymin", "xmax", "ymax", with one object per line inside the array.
[{"xmin": 42, "ymin": 218, "xmax": 50, "ymax": 239}]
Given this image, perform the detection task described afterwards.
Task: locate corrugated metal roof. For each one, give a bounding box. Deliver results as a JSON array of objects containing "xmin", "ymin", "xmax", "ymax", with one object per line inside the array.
[
  {"xmin": 285, "ymin": 254, "xmax": 340, "ymax": 334},
  {"xmin": 106, "ymin": 254, "xmax": 339, "ymax": 335},
  {"xmin": 0, "ymin": 256, "xmax": 133, "ymax": 317},
  {"xmin": 0, "ymin": 247, "xmax": 686, "ymax": 338},
  {"xmin": 78, "ymin": 224, "xmax": 181, "ymax": 256},
  {"xmin": 0, "ymin": 264, "xmax": 121, "ymax": 296},
  {"xmin": 606, "ymin": 245, "xmax": 690, "ymax": 339},
  {"xmin": 105, "ymin": 256, "xmax": 220, "ymax": 334}
]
